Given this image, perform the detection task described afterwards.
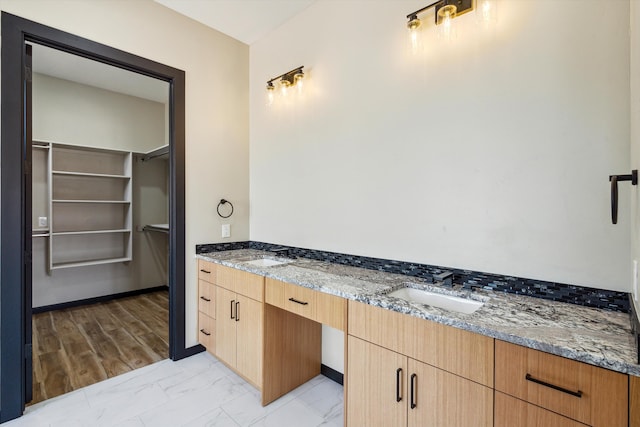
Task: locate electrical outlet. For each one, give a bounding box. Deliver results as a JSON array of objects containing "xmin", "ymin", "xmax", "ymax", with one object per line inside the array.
[
  {"xmin": 38, "ymin": 216, "xmax": 47, "ymax": 227},
  {"xmin": 221, "ymin": 224, "xmax": 231, "ymax": 238},
  {"xmin": 634, "ymin": 260, "xmax": 639, "ymax": 302}
]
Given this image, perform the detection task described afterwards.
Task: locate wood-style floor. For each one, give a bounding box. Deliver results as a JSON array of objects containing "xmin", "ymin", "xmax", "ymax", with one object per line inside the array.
[{"xmin": 30, "ymin": 289, "xmax": 169, "ymax": 405}]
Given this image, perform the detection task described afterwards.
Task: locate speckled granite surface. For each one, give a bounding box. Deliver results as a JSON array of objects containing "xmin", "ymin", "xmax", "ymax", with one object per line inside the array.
[{"xmin": 197, "ymin": 249, "xmax": 640, "ymax": 376}]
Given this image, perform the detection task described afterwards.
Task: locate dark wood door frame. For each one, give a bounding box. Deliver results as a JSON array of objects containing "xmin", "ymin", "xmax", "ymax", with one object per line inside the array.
[{"xmin": 1, "ymin": 12, "xmax": 190, "ymax": 422}]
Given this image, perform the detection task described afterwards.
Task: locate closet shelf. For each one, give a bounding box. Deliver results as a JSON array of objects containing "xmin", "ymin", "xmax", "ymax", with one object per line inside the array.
[
  {"xmin": 51, "ymin": 257, "xmax": 132, "ymax": 270},
  {"xmin": 52, "ymin": 170, "xmax": 130, "ymax": 179},
  {"xmin": 52, "ymin": 229, "xmax": 131, "ymax": 236},
  {"xmin": 52, "ymin": 199, "xmax": 130, "ymax": 204}
]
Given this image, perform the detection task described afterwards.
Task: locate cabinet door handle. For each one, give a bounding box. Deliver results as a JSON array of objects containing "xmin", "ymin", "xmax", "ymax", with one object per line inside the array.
[
  {"xmin": 396, "ymin": 368, "xmax": 403, "ymax": 402},
  {"xmin": 288, "ymin": 297, "xmax": 309, "ymax": 306},
  {"xmin": 235, "ymin": 301, "xmax": 240, "ymax": 322},
  {"xmin": 200, "ymin": 269, "xmax": 211, "ymax": 274},
  {"xmin": 525, "ymin": 374, "xmax": 583, "ymax": 398},
  {"xmin": 230, "ymin": 300, "xmax": 235, "ymax": 319},
  {"xmin": 199, "ymin": 329, "xmax": 211, "ymax": 336},
  {"xmin": 200, "ymin": 296, "xmax": 211, "ymax": 302},
  {"xmin": 410, "ymin": 373, "xmax": 417, "ymax": 409}
]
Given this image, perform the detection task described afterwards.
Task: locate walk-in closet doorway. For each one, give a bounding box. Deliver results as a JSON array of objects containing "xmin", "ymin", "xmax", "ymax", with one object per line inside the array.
[
  {"xmin": 29, "ymin": 43, "xmax": 172, "ymax": 405},
  {"xmin": 1, "ymin": 13, "xmax": 188, "ymax": 423}
]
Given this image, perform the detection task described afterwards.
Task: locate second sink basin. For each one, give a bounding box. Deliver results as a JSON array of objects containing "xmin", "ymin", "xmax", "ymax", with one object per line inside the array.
[{"xmin": 387, "ymin": 286, "xmax": 485, "ymax": 314}]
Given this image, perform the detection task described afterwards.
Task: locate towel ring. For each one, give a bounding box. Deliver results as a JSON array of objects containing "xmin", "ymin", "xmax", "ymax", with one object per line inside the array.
[{"xmin": 217, "ymin": 199, "xmax": 234, "ymax": 218}]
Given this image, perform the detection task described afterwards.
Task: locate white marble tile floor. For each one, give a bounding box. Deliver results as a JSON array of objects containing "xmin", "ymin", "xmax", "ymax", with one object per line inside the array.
[{"xmin": 2, "ymin": 352, "xmax": 343, "ymax": 427}]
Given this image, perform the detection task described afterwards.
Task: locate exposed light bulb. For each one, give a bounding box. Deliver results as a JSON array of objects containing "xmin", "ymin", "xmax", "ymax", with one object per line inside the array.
[
  {"xmin": 266, "ymin": 89, "xmax": 275, "ymax": 107},
  {"xmin": 266, "ymin": 82, "xmax": 275, "ymax": 107},
  {"xmin": 407, "ymin": 16, "xmax": 422, "ymax": 55},
  {"xmin": 476, "ymin": 0, "xmax": 497, "ymax": 28},
  {"xmin": 280, "ymin": 79, "xmax": 291, "ymax": 97},
  {"xmin": 296, "ymin": 78, "xmax": 304, "ymax": 95},
  {"xmin": 437, "ymin": 5, "xmax": 457, "ymax": 42},
  {"xmin": 294, "ymin": 72, "xmax": 304, "ymax": 96}
]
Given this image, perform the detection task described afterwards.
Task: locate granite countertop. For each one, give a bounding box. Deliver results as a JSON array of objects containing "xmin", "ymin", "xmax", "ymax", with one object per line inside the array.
[{"xmin": 197, "ymin": 249, "xmax": 640, "ymax": 377}]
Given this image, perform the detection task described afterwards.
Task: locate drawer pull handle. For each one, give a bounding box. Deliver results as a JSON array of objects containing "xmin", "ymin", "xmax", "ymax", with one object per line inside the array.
[
  {"xmin": 236, "ymin": 301, "xmax": 240, "ymax": 322},
  {"xmin": 200, "ymin": 269, "xmax": 211, "ymax": 274},
  {"xmin": 199, "ymin": 329, "xmax": 211, "ymax": 336},
  {"xmin": 200, "ymin": 296, "xmax": 211, "ymax": 302},
  {"xmin": 525, "ymin": 374, "xmax": 583, "ymax": 398},
  {"xmin": 396, "ymin": 368, "xmax": 403, "ymax": 402},
  {"xmin": 288, "ymin": 297, "xmax": 309, "ymax": 306},
  {"xmin": 230, "ymin": 300, "xmax": 235, "ymax": 319},
  {"xmin": 410, "ymin": 373, "xmax": 417, "ymax": 409}
]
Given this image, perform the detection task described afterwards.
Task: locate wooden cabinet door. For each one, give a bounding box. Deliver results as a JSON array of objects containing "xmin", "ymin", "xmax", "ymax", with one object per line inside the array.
[
  {"xmin": 407, "ymin": 358, "xmax": 493, "ymax": 427},
  {"xmin": 347, "ymin": 336, "xmax": 407, "ymax": 427},
  {"xmin": 215, "ymin": 286, "xmax": 237, "ymax": 368},
  {"xmin": 235, "ymin": 295, "xmax": 263, "ymax": 388}
]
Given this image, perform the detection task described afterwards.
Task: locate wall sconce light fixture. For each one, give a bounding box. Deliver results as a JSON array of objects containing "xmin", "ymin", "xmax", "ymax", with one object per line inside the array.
[
  {"xmin": 407, "ymin": 0, "xmax": 473, "ymax": 44},
  {"xmin": 266, "ymin": 66, "xmax": 304, "ymax": 106},
  {"xmin": 407, "ymin": 0, "xmax": 496, "ymax": 48}
]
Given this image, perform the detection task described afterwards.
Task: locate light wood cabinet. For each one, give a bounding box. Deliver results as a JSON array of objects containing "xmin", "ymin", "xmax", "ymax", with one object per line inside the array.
[
  {"xmin": 348, "ymin": 300, "xmax": 493, "ymax": 387},
  {"xmin": 631, "ymin": 374, "xmax": 640, "ymax": 427},
  {"xmin": 235, "ymin": 295, "xmax": 263, "ymax": 387},
  {"xmin": 198, "ymin": 260, "xmax": 216, "ymax": 283},
  {"xmin": 494, "ymin": 340, "xmax": 628, "ymax": 427},
  {"xmin": 495, "ymin": 392, "xmax": 589, "ymax": 427},
  {"xmin": 265, "ymin": 278, "xmax": 346, "ymax": 331},
  {"xmin": 347, "ymin": 336, "xmax": 407, "ymax": 427},
  {"xmin": 214, "ymin": 267, "xmax": 264, "ymax": 389},
  {"xmin": 197, "ymin": 312, "xmax": 215, "ymax": 353},
  {"xmin": 347, "ymin": 301, "xmax": 493, "ymax": 427},
  {"xmin": 197, "ymin": 260, "xmax": 216, "ymax": 354},
  {"xmin": 347, "ymin": 335, "xmax": 492, "ymax": 427},
  {"xmin": 198, "ymin": 280, "xmax": 215, "ymax": 318}
]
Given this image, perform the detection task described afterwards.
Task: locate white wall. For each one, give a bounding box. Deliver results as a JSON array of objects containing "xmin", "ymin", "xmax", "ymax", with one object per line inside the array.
[
  {"xmin": 631, "ymin": 0, "xmax": 640, "ymax": 315},
  {"xmin": 33, "ymin": 73, "xmax": 166, "ymax": 152},
  {"xmin": 1, "ymin": 0, "xmax": 250, "ymax": 345},
  {"xmin": 250, "ymin": 0, "xmax": 631, "ymax": 293}
]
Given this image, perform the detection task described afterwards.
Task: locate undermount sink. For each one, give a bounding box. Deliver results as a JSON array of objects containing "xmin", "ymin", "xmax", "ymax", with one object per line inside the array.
[
  {"xmin": 387, "ymin": 286, "xmax": 485, "ymax": 314},
  {"xmin": 242, "ymin": 258, "xmax": 292, "ymax": 267}
]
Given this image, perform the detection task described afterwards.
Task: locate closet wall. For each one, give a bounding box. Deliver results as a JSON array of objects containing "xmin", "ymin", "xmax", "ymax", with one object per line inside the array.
[{"xmin": 32, "ymin": 72, "xmax": 169, "ymax": 308}]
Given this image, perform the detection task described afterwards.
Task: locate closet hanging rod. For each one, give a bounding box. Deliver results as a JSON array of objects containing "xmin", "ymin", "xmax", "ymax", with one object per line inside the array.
[
  {"xmin": 143, "ymin": 224, "xmax": 169, "ymax": 234},
  {"xmin": 141, "ymin": 145, "xmax": 169, "ymax": 162}
]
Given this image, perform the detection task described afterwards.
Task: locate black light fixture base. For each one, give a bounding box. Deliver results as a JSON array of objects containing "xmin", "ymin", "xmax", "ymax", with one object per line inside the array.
[{"xmin": 434, "ymin": 0, "xmax": 474, "ymax": 23}]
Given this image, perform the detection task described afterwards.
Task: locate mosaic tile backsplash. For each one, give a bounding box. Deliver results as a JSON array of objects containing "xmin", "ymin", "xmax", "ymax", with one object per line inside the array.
[{"xmin": 196, "ymin": 241, "xmax": 630, "ymax": 313}]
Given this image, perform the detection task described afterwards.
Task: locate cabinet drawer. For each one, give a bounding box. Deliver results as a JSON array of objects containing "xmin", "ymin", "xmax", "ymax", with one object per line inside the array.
[
  {"xmin": 198, "ymin": 312, "xmax": 215, "ymax": 353},
  {"xmin": 217, "ymin": 265, "xmax": 264, "ymax": 301},
  {"xmin": 266, "ymin": 278, "xmax": 346, "ymax": 329},
  {"xmin": 198, "ymin": 280, "xmax": 216, "ymax": 318},
  {"xmin": 495, "ymin": 392, "xmax": 588, "ymax": 427},
  {"xmin": 198, "ymin": 260, "xmax": 216, "ymax": 283},
  {"xmin": 495, "ymin": 340, "xmax": 628, "ymax": 427},
  {"xmin": 315, "ymin": 290, "xmax": 346, "ymax": 331},
  {"xmin": 283, "ymin": 282, "xmax": 316, "ymax": 320},
  {"xmin": 265, "ymin": 278, "xmax": 285, "ymax": 307}
]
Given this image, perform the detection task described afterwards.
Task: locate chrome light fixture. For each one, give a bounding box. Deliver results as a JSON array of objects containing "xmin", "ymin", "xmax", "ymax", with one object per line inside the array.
[{"xmin": 266, "ymin": 66, "xmax": 305, "ymax": 106}]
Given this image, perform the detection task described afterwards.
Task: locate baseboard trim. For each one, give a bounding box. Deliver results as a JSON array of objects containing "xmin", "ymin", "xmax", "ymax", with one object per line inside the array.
[
  {"xmin": 32, "ymin": 285, "xmax": 169, "ymax": 314},
  {"xmin": 321, "ymin": 364, "xmax": 343, "ymax": 385},
  {"xmin": 173, "ymin": 344, "xmax": 205, "ymax": 361}
]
